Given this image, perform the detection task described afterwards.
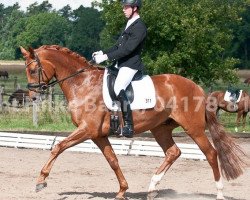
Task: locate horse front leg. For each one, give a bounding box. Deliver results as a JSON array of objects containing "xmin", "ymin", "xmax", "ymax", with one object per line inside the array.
[
  {"xmin": 36, "ymin": 126, "xmax": 90, "ymax": 192},
  {"xmin": 93, "ymin": 137, "xmax": 128, "ymax": 200}
]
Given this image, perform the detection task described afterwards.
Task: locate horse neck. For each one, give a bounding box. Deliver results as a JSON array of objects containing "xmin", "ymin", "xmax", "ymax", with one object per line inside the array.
[
  {"xmin": 40, "ymin": 49, "xmax": 104, "ymax": 101},
  {"xmin": 52, "ymin": 56, "xmax": 87, "ymax": 81},
  {"xmin": 53, "ymin": 60, "xmax": 104, "ymax": 101}
]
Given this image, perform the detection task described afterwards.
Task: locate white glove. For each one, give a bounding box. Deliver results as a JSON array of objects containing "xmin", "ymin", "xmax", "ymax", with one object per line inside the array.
[
  {"xmin": 93, "ymin": 54, "xmax": 108, "ymax": 64},
  {"xmin": 92, "ymin": 50, "xmax": 103, "ymax": 57}
]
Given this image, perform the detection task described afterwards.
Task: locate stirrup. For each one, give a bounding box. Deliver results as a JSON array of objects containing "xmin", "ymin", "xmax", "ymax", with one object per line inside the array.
[
  {"xmin": 121, "ymin": 125, "xmax": 134, "ymax": 138},
  {"xmin": 109, "ymin": 113, "xmax": 120, "ymax": 136},
  {"xmin": 114, "ymin": 125, "xmax": 134, "ymax": 138}
]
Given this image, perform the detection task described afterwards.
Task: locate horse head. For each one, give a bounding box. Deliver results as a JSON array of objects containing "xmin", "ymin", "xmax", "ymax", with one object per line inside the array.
[
  {"xmin": 20, "ymin": 46, "xmax": 54, "ymax": 100},
  {"xmin": 20, "ymin": 45, "xmax": 92, "ymax": 101}
]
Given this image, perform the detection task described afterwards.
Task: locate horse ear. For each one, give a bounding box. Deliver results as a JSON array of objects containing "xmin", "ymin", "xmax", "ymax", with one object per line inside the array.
[
  {"xmin": 20, "ymin": 46, "xmax": 29, "ymax": 58},
  {"xmin": 28, "ymin": 47, "xmax": 35, "ymax": 59}
]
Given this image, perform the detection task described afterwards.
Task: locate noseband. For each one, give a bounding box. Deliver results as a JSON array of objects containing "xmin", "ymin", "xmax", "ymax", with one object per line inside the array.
[{"xmin": 25, "ymin": 52, "xmax": 92, "ymax": 93}]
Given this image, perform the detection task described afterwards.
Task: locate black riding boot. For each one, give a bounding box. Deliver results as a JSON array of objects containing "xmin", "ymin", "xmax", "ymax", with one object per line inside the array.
[{"xmin": 117, "ymin": 89, "xmax": 134, "ymax": 138}]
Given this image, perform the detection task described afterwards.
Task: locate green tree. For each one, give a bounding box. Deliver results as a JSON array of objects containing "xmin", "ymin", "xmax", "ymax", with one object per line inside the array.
[
  {"xmin": 26, "ymin": 0, "xmax": 53, "ymax": 15},
  {"xmin": 95, "ymin": 0, "xmax": 125, "ymax": 48},
  {"xmin": 66, "ymin": 6, "xmax": 104, "ymax": 59},
  {"xmin": 0, "ymin": 4, "xmax": 5, "ymax": 29},
  {"xmin": 98, "ymin": 0, "xmax": 246, "ymax": 86},
  {"xmin": 229, "ymin": 2, "xmax": 250, "ymax": 69},
  {"xmin": 58, "ymin": 5, "xmax": 73, "ymax": 19},
  {"xmin": 0, "ymin": 4, "xmax": 23, "ymax": 59},
  {"xmin": 0, "ymin": 2, "xmax": 104, "ymax": 60},
  {"xmin": 15, "ymin": 12, "xmax": 70, "ymax": 48}
]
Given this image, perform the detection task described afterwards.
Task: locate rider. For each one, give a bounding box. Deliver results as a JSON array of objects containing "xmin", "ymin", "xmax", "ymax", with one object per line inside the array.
[{"xmin": 93, "ymin": 0, "xmax": 147, "ymax": 138}]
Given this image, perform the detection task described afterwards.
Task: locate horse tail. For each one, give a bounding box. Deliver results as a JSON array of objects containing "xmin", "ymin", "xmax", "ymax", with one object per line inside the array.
[{"xmin": 205, "ymin": 109, "xmax": 246, "ymax": 180}]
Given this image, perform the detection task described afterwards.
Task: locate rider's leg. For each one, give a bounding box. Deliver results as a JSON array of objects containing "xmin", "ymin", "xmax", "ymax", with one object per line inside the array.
[
  {"xmin": 117, "ymin": 89, "xmax": 134, "ymax": 137},
  {"xmin": 114, "ymin": 67, "xmax": 137, "ymax": 138}
]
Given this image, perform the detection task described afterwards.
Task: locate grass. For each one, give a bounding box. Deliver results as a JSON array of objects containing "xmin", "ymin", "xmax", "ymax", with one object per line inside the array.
[{"xmin": 0, "ymin": 103, "xmax": 75, "ymax": 133}]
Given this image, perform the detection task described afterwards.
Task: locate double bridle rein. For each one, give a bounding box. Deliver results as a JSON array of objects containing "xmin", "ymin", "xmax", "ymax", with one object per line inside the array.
[{"xmin": 25, "ymin": 52, "xmax": 93, "ymax": 93}]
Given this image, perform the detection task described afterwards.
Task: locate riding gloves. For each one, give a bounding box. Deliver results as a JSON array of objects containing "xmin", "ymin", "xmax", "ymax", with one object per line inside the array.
[
  {"xmin": 92, "ymin": 50, "xmax": 103, "ymax": 57},
  {"xmin": 93, "ymin": 54, "xmax": 108, "ymax": 64}
]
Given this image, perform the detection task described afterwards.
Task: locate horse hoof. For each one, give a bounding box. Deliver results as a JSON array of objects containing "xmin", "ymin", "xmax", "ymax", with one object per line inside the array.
[
  {"xmin": 147, "ymin": 191, "xmax": 159, "ymax": 200},
  {"xmin": 35, "ymin": 182, "xmax": 47, "ymax": 192}
]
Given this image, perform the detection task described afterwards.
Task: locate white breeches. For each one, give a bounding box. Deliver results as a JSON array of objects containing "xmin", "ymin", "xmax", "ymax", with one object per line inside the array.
[{"xmin": 114, "ymin": 67, "xmax": 138, "ymax": 96}]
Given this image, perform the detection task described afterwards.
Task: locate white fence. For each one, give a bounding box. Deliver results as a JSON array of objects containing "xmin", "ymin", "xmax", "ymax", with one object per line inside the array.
[{"xmin": 0, "ymin": 132, "xmax": 206, "ymax": 160}]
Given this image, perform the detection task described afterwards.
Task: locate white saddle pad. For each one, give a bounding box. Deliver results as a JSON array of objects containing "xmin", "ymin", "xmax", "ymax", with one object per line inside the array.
[
  {"xmin": 224, "ymin": 90, "xmax": 242, "ymax": 103},
  {"xmin": 103, "ymin": 68, "xmax": 156, "ymax": 111}
]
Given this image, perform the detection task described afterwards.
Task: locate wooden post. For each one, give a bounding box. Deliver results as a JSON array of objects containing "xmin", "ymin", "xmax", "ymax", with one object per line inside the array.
[
  {"xmin": 33, "ymin": 100, "xmax": 38, "ymax": 127},
  {"xmin": 0, "ymin": 86, "xmax": 3, "ymax": 112},
  {"xmin": 48, "ymin": 87, "xmax": 54, "ymax": 109},
  {"xmin": 52, "ymin": 87, "xmax": 55, "ymax": 108},
  {"xmin": 14, "ymin": 76, "xmax": 17, "ymax": 90},
  {"xmin": 12, "ymin": 99, "xmax": 18, "ymax": 107},
  {"xmin": 22, "ymin": 93, "xmax": 25, "ymax": 107}
]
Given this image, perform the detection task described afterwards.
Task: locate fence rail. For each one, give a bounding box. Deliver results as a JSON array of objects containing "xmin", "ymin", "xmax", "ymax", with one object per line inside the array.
[{"xmin": 0, "ymin": 132, "xmax": 206, "ymax": 160}]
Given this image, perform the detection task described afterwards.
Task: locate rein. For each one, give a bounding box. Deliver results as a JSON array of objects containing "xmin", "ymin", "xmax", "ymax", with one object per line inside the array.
[
  {"xmin": 45, "ymin": 68, "xmax": 88, "ymax": 88},
  {"xmin": 25, "ymin": 53, "xmax": 94, "ymax": 93}
]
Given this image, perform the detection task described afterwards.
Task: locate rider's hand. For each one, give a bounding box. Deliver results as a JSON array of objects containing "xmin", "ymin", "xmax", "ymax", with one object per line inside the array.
[
  {"xmin": 93, "ymin": 54, "xmax": 108, "ymax": 64},
  {"xmin": 92, "ymin": 50, "xmax": 103, "ymax": 57}
]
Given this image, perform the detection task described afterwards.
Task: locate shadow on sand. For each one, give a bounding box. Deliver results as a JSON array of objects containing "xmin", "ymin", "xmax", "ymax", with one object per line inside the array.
[{"xmin": 57, "ymin": 189, "xmax": 245, "ymax": 200}]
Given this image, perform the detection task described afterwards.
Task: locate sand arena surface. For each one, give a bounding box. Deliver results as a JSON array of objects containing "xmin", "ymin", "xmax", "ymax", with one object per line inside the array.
[{"xmin": 0, "ymin": 137, "xmax": 249, "ymax": 200}]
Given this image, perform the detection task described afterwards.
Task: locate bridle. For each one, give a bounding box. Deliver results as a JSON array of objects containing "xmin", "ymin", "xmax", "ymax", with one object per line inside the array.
[{"xmin": 25, "ymin": 52, "xmax": 93, "ymax": 93}]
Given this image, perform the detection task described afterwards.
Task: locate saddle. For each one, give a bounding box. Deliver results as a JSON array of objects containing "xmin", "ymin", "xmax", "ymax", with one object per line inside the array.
[
  {"xmin": 224, "ymin": 88, "xmax": 242, "ymax": 103},
  {"xmin": 106, "ymin": 65, "xmax": 143, "ymax": 103},
  {"xmin": 227, "ymin": 88, "xmax": 241, "ymax": 102},
  {"xmin": 104, "ymin": 66, "xmax": 156, "ymax": 136}
]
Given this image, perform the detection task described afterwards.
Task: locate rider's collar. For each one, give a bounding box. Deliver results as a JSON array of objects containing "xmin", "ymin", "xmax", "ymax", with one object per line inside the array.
[{"xmin": 125, "ymin": 15, "xmax": 140, "ymax": 30}]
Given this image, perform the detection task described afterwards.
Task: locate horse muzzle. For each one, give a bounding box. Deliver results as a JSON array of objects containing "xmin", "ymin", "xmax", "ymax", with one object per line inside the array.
[{"xmin": 27, "ymin": 82, "xmax": 48, "ymax": 93}]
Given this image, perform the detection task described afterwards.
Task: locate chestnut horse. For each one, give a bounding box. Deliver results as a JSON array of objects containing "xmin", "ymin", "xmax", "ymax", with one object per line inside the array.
[
  {"xmin": 208, "ymin": 90, "xmax": 250, "ymax": 132},
  {"xmin": 20, "ymin": 45, "xmax": 245, "ymax": 200}
]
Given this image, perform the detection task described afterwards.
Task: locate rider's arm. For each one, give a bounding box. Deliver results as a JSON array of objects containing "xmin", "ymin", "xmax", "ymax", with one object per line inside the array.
[{"xmin": 105, "ymin": 23, "xmax": 146, "ymax": 61}]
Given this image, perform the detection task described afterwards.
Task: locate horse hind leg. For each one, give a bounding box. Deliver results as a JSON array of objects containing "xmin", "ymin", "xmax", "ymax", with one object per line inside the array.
[
  {"xmin": 186, "ymin": 126, "xmax": 224, "ymax": 199},
  {"xmin": 172, "ymin": 106, "xmax": 224, "ymax": 199},
  {"xmin": 147, "ymin": 124, "xmax": 181, "ymax": 199}
]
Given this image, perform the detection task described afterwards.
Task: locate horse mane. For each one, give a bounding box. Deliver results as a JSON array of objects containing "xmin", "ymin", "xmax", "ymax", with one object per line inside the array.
[
  {"xmin": 38, "ymin": 45, "xmax": 88, "ymax": 63},
  {"xmin": 36, "ymin": 45, "xmax": 105, "ymax": 71}
]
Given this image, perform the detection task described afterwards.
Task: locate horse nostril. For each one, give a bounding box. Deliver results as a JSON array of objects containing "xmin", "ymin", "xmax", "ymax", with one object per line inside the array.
[{"xmin": 32, "ymin": 97, "xmax": 37, "ymax": 101}]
